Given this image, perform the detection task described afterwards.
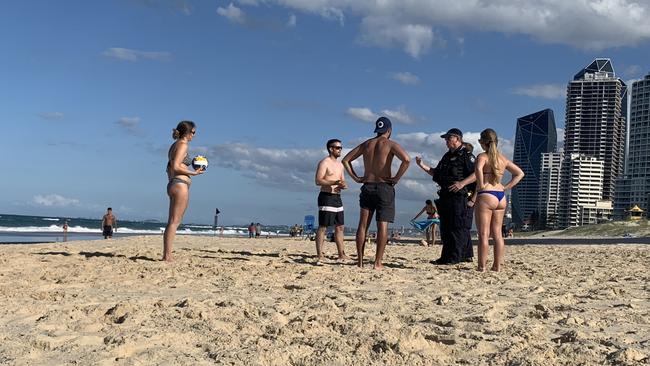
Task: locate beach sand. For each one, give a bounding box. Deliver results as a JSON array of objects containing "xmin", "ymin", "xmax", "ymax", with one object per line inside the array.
[{"xmin": 0, "ymin": 236, "xmax": 648, "ymax": 365}]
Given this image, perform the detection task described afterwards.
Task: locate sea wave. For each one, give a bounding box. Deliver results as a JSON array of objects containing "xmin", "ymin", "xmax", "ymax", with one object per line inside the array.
[{"xmin": 0, "ymin": 225, "xmax": 284, "ymax": 236}]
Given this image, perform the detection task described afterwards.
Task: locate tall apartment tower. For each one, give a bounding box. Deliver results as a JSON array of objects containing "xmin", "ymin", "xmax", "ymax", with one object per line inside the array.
[
  {"xmin": 539, "ymin": 152, "xmax": 563, "ymax": 229},
  {"xmin": 558, "ymin": 154, "xmax": 605, "ymax": 228},
  {"xmin": 615, "ymin": 72, "xmax": 650, "ymax": 216},
  {"xmin": 511, "ymin": 109, "xmax": 557, "ymax": 227},
  {"xmin": 564, "ymin": 58, "xmax": 627, "ymax": 201}
]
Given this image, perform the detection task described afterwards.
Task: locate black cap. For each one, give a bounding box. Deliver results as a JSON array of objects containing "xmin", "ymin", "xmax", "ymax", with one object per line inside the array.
[
  {"xmin": 374, "ymin": 117, "xmax": 392, "ymax": 133},
  {"xmin": 441, "ymin": 128, "xmax": 463, "ymax": 139}
]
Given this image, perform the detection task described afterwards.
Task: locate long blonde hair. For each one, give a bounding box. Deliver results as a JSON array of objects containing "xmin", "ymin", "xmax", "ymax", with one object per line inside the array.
[{"xmin": 480, "ymin": 128, "xmax": 501, "ymax": 185}]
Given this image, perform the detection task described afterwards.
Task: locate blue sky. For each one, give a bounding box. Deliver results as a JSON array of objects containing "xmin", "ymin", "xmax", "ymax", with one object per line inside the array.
[{"xmin": 1, "ymin": 0, "xmax": 649, "ymax": 227}]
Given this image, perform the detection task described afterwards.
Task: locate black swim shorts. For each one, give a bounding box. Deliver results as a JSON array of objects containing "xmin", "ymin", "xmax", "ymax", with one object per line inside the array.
[
  {"xmin": 318, "ymin": 192, "xmax": 344, "ymax": 227},
  {"xmin": 103, "ymin": 225, "xmax": 113, "ymax": 238},
  {"xmin": 359, "ymin": 182, "xmax": 395, "ymax": 223}
]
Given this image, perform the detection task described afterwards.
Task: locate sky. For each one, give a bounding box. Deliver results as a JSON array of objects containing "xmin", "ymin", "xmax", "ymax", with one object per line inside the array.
[{"xmin": 1, "ymin": 0, "xmax": 649, "ymax": 227}]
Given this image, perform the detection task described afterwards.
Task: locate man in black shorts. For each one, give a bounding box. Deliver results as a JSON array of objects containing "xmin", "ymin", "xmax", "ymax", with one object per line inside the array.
[
  {"xmin": 101, "ymin": 207, "xmax": 117, "ymax": 239},
  {"xmin": 342, "ymin": 117, "xmax": 410, "ymax": 269},
  {"xmin": 314, "ymin": 139, "xmax": 349, "ymax": 262}
]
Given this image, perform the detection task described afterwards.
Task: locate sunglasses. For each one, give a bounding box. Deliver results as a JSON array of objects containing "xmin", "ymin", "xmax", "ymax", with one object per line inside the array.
[
  {"xmin": 330, "ymin": 146, "xmax": 343, "ymax": 150},
  {"xmin": 191, "ymin": 130, "xmax": 196, "ymax": 135}
]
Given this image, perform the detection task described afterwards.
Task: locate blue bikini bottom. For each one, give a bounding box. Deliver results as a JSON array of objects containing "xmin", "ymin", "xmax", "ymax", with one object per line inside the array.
[{"xmin": 478, "ymin": 190, "xmax": 505, "ymax": 201}]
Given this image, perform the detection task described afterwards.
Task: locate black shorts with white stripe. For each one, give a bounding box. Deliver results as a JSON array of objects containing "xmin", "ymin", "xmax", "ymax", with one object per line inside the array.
[{"xmin": 317, "ymin": 192, "xmax": 344, "ymax": 227}]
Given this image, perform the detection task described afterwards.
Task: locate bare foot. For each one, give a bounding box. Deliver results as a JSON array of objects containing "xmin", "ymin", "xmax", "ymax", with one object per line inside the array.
[
  {"xmin": 419, "ymin": 239, "xmax": 427, "ymax": 246},
  {"xmin": 337, "ymin": 255, "xmax": 350, "ymax": 261},
  {"xmin": 491, "ymin": 266, "xmax": 501, "ymax": 272},
  {"xmin": 162, "ymin": 256, "xmax": 174, "ymax": 263},
  {"xmin": 357, "ymin": 259, "xmax": 364, "ymax": 268},
  {"xmin": 373, "ymin": 263, "xmax": 384, "ymax": 270},
  {"xmin": 477, "ymin": 266, "xmax": 485, "ymax": 272}
]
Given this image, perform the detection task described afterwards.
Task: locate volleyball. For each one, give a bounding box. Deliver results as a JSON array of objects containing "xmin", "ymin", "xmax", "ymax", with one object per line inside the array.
[{"xmin": 192, "ymin": 155, "xmax": 209, "ymax": 171}]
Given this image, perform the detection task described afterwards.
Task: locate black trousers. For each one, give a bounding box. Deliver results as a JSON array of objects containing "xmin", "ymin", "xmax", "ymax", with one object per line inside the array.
[{"xmin": 435, "ymin": 195, "xmax": 472, "ymax": 263}]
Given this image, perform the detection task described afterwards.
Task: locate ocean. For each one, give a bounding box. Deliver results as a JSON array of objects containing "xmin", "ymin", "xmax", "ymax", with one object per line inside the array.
[{"xmin": 0, "ymin": 214, "xmax": 291, "ymax": 244}]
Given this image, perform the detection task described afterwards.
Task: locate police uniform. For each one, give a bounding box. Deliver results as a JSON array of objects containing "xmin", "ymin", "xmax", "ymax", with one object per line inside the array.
[{"xmin": 432, "ymin": 144, "xmax": 476, "ymax": 264}]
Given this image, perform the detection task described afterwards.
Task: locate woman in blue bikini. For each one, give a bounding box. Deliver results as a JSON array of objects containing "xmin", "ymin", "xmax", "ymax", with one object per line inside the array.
[
  {"xmin": 163, "ymin": 120, "xmax": 204, "ymax": 262},
  {"xmin": 474, "ymin": 128, "xmax": 524, "ymax": 272}
]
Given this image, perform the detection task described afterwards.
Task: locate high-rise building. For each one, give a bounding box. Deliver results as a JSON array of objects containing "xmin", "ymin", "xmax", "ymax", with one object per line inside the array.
[
  {"xmin": 615, "ymin": 72, "xmax": 650, "ymax": 217},
  {"xmin": 511, "ymin": 109, "xmax": 557, "ymax": 227},
  {"xmin": 539, "ymin": 152, "xmax": 563, "ymax": 229},
  {"xmin": 558, "ymin": 154, "xmax": 605, "ymax": 228},
  {"xmin": 564, "ymin": 58, "xmax": 627, "ymax": 201}
]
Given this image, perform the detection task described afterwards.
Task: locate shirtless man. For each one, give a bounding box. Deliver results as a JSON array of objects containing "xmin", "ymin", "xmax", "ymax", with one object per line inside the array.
[
  {"xmin": 314, "ymin": 138, "xmax": 349, "ymax": 262},
  {"xmin": 342, "ymin": 117, "xmax": 410, "ymax": 269},
  {"xmin": 101, "ymin": 207, "xmax": 117, "ymax": 239}
]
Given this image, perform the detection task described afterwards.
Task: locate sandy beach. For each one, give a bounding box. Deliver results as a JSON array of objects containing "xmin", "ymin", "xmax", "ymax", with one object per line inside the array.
[{"xmin": 0, "ymin": 236, "xmax": 648, "ymax": 365}]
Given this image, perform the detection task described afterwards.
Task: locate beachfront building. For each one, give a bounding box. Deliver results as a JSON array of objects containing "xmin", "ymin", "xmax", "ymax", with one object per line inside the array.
[
  {"xmin": 511, "ymin": 109, "xmax": 557, "ymax": 228},
  {"xmin": 564, "ymin": 58, "xmax": 627, "ymax": 202},
  {"xmin": 539, "ymin": 152, "xmax": 563, "ymax": 229},
  {"xmin": 580, "ymin": 200, "xmax": 613, "ymax": 225},
  {"xmin": 558, "ymin": 153, "xmax": 606, "ymax": 228},
  {"xmin": 614, "ymin": 72, "xmax": 650, "ymax": 218}
]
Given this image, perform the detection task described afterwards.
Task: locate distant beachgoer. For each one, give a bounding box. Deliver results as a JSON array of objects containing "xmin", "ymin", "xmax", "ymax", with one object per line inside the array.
[
  {"xmin": 412, "ymin": 199, "xmax": 438, "ymax": 246},
  {"xmin": 63, "ymin": 220, "xmax": 69, "ymax": 242},
  {"xmin": 342, "ymin": 117, "xmax": 410, "ymax": 270},
  {"xmin": 475, "ymin": 128, "xmax": 524, "ymax": 272},
  {"xmin": 101, "ymin": 208, "xmax": 117, "ymax": 239},
  {"xmin": 314, "ymin": 138, "xmax": 349, "ymax": 262},
  {"xmin": 255, "ymin": 223, "xmax": 261, "ymax": 238},
  {"xmin": 248, "ymin": 223, "xmax": 255, "ymax": 238},
  {"xmin": 163, "ymin": 120, "xmax": 204, "ymax": 262}
]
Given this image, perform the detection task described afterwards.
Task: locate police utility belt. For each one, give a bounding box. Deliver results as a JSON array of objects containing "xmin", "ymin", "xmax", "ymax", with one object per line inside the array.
[{"xmin": 438, "ymin": 187, "xmax": 470, "ymax": 198}]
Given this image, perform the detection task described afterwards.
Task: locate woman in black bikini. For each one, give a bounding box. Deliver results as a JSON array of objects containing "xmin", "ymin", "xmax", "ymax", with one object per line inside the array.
[
  {"xmin": 163, "ymin": 121, "xmax": 204, "ymax": 262},
  {"xmin": 474, "ymin": 128, "xmax": 524, "ymax": 272}
]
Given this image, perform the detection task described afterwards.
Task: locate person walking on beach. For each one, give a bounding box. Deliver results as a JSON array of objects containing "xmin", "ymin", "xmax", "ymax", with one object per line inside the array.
[
  {"xmin": 314, "ymin": 138, "xmax": 349, "ymax": 262},
  {"xmin": 62, "ymin": 220, "xmax": 69, "ymax": 242},
  {"xmin": 412, "ymin": 199, "xmax": 438, "ymax": 246},
  {"xmin": 255, "ymin": 223, "xmax": 262, "ymax": 238},
  {"xmin": 248, "ymin": 223, "xmax": 255, "ymax": 238},
  {"xmin": 342, "ymin": 117, "xmax": 410, "ymax": 270},
  {"xmin": 101, "ymin": 208, "xmax": 117, "ymax": 239},
  {"xmin": 415, "ymin": 128, "xmax": 476, "ymax": 265},
  {"xmin": 163, "ymin": 120, "xmax": 204, "ymax": 262},
  {"xmin": 474, "ymin": 128, "xmax": 524, "ymax": 272}
]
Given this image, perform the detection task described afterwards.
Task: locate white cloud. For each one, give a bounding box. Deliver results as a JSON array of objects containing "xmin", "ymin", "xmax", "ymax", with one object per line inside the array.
[
  {"xmin": 38, "ymin": 112, "xmax": 64, "ymax": 120},
  {"xmin": 347, "ymin": 106, "xmax": 420, "ymax": 124},
  {"xmin": 390, "ymin": 71, "xmax": 420, "ymax": 85},
  {"xmin": 32, "ymin": 194, "xmax": 80, "ymax": 207},
  {"xmin": 233, "ymin": 0, "xmax": 650, "ymax": 57},
  {"xmin": 287, "ymin": 13, "xmax": 297, "ymax": 27},
  {"xmin": 116, "ymin": 117, "xmax": 142, "ymax": 135},
  {"xmin": 103, "ymin": 48, "xmax": 172, "ymax": 62},
  {"xmin": 217, "ymin": 3, "xmax": 246, "ymax": 24},
  {"xmin": 623, "ymin": 64, "xmax": 643, "ymax": 77},
  {"xmin": 346, "ymin": 107, "xmax": 377, "ymax": 122},
  {"xmin": 359, "ymin": 19, "xmax": 440, "ymax": 58},
  {"xmin": 512, "ymin": 84, "xmax": 566, "ymax": 100},
  {"xmin": 381, "ymin": 106, "xmax": 418, "ymax": 125}
]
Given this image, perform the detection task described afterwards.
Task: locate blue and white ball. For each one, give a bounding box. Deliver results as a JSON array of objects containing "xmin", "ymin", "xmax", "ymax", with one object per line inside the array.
[{"xmin": 192, "ymin": 155, "xmax": 209, "ymax": 171}]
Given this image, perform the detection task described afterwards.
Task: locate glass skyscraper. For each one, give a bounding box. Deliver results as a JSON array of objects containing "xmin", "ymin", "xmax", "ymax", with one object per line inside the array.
[
  {"xmin": 511, "ymin": 109, "xmax": 557, "ymax": 226},
  {"xmin": 564, "ymin": 58, "xmax": 627, "ymax": 201},
  {"xmin": 615, "ymin": 72, "xmax": 650, "ymax": 216}
]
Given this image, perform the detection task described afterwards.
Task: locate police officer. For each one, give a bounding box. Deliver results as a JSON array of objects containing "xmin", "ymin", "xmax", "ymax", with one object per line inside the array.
[{"xmin": 415, "ymin": 128, "xmax": 476, "ymax": 264}]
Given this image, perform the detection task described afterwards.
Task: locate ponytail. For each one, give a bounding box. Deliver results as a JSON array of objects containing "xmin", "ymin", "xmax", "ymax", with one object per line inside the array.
[{"xmin": 480, "ymin": 128, "xmax": 502, "ymax": 185}]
